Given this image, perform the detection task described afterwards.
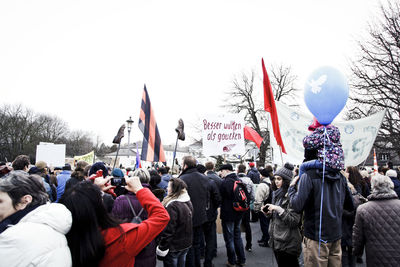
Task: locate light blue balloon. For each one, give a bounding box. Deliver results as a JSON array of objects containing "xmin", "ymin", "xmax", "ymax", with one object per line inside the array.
[{"xmin": 304, "ymin": 66, "xmax": 349, "ymax": 125}]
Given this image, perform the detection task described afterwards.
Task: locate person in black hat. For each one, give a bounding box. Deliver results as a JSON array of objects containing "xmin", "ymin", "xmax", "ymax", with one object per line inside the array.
[
  {"xmin": 219, "ymin": 163, "xmax": 246, "ymax": 267},
  {"xmin": 263, "ymin": 163, "xmax": 302, "ymax": 267}
]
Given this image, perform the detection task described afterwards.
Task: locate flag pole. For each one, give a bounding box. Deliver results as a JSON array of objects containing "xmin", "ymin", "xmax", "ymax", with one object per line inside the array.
[
  {"xmin": 171, "ymin": 134, "xmax": 179, "ymax": 174},
  {"xmin": 112, "ymin": 143, "xmax": 121, "ymax": 171},
  {"xmin": 279, "ymin": 146, "xmax": 284, "ymax": 166}
]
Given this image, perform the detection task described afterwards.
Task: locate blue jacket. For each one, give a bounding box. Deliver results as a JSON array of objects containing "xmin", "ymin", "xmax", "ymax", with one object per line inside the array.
[
  {"xmin": 288, "ymin": 169, "xmax": 354, "ymax": 242},
  {"xmin": 390, "ymin": 177, "xmax": 400, "ymax": 199},
  {"xmin": 247, "ymin": 167, "xmax": 260, "ymax": 184},
  {"xmin": 56, "ymin": 171, "xmax": 71, "ymax": 202}
]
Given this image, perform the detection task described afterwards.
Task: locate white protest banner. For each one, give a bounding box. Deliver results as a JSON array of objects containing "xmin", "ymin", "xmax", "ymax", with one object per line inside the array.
[
  {"xmin": 36, "ymin": 143, "xmax": 66, "ymax": 167},
  {"xmin": 202, "ymin": 114, "xmax": 245, "ymax": 156},
  {"xmin": 270, "ymin": 102, "xmax": 385, "ymax": 166}
]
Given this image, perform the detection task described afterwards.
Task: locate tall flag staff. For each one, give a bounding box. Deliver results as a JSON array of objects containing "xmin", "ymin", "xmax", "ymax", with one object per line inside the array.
[
  {"xmin": 171, "ymin": 119, "xmax": 185, "ymax": 173},
  {"xmin": 112, "ymin": 124, "xmax": 126, "ymax": 171}
]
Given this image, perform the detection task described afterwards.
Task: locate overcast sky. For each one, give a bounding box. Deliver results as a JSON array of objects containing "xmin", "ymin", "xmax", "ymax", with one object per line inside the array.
[{"xmin": 0, "ymin": 0, "xmax": 382, "ymax": 147}]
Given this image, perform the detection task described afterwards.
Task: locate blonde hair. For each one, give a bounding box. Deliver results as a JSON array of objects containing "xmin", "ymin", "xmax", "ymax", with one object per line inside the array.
[{"xmin": 131, "ymin": 168, "xmax": 150, "ymax": 184}]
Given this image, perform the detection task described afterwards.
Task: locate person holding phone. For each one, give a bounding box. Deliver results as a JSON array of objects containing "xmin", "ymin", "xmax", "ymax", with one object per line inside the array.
[{"xmin": 262, "ymin": 163, "xmax": 302, "ymax": 267}]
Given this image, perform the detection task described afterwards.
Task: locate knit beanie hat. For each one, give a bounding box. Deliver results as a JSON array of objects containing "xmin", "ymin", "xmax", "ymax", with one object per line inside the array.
[
  {"xmin": 111, "ymin": 168, "xmax": 124, "ymax": 178},
  {"xmin": 274, "ymin": 162, "xmax": 294, "ymax": 181},
  {"xmin": 89, "ymin": 162, "xmax": 109, "ymax": 178}
]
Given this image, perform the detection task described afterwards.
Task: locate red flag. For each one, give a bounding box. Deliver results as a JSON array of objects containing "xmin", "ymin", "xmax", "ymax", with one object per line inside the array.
[
  {"xmin": 262, "ymin": 58, "xmax": 286, "ymax": 154},
  {"xmin": 244, "ymin": 126, "xmax": 263, "ymax": 148}
]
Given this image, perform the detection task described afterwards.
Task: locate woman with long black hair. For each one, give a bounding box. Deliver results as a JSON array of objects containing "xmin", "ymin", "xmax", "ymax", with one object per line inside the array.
[
  {"xmin": 60, "ymin": 176, "xmax": 170, "ymax": 267},
  {"xmin": 263, "ymin": 163, "xmax": 302, "ymax": 267}
]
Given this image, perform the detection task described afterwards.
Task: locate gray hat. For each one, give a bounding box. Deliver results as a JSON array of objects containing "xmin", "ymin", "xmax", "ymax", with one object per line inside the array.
[{"xmin": 274, "ymin": 162, "xmax": 294, "ymax": 181}]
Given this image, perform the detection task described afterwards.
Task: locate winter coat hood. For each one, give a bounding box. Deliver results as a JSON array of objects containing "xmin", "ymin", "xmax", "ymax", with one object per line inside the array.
[
  {"xmin": 20, "ymin": 203, "xmax": 72, "ymax": 234},
  {"xmin": 0, "ymin": 203, "xmax": 72, "ymax": 267}
]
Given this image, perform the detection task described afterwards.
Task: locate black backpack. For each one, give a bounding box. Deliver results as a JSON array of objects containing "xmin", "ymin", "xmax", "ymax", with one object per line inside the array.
[{"xmin": 232, "ymin": 180, "xmax": 250, "ymax": 212}]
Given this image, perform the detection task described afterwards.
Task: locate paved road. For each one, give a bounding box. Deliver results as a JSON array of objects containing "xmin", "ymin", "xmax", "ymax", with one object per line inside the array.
[{"xmin": 157, "ymin": 220, "xmax": 366, "ymax": 266}]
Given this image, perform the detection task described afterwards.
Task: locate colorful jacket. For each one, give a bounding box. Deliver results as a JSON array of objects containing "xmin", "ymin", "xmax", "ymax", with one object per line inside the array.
[
  {"xmin": 99, "ymin": 188, "xmax": 170, "ymax": 267},
  {"xmin": 303, "ymin": 125, "xmax": 344, "ymax": 170}
]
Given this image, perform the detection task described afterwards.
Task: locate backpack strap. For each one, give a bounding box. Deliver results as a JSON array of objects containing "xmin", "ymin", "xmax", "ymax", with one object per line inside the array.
[{"xmin": 123, "ymin": 195, "xmax": 140, "ymax": 217}]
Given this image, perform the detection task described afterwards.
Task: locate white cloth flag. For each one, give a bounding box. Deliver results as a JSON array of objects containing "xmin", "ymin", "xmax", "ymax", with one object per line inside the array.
[{"xmin": 270, "ymin": 102, "xmax": 385, "ymax": 166}]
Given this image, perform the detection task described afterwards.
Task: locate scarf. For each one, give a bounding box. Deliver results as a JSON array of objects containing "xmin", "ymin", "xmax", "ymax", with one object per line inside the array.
[
  {"xmin": 271, "ymin": 187, "xmax": 286, "ymax": 206},
  {"xmin": 162, "ymin": 188, "xmax": 190, "ymax": 207},
  {"xmin": 0, "ymin": 205, "xmax": 39, "ymax": 234}
]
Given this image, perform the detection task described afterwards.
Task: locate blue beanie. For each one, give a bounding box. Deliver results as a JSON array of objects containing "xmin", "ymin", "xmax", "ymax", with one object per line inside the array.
[
  {"xmin": 89, "ymin": 162, "xmax": 108, "ymax": 177},
  {"xmin": 111, "ymin": 168, "xmax": 124, "ymax": 178}
]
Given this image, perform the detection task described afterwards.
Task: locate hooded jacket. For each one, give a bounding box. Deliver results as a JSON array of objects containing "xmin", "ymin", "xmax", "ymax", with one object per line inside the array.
[
  {"xmin": 353, "ymin": 191, "xmax": 400, "ymax": 267},
  {"xmin": 0, "ymin": 203, "xmax": 72, "ymax": 267},
  {"xmin": 157, "ymin": 191, "xmax": 193, "ymax": 253},
  {"xmin": 303, "ymin": 125, "xmax": 345, "ymax": 170},
  {"xmin": 288, "ymin": 168, "xmax": 354, "ymax": 242}
]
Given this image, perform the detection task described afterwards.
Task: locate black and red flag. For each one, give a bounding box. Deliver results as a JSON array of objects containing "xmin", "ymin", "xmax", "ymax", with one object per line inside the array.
[{"xmin": 138, "ymin": 85, "xmax": 166, "ymax": 162}]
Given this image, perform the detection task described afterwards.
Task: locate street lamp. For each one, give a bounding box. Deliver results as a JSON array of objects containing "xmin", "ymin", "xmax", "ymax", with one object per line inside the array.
[{"xmin": 126, "ymin": 116, "xmax": 134, "ymax": 158}]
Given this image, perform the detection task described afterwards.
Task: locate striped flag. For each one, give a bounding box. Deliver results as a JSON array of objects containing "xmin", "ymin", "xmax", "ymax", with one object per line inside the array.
[
  {"xmin": 138, "ymin": 85, "xmax": 166, "ymax": 163},
  {"xmin": 373, "ymin": 148, "xmax": 378, "ymax": 174}
]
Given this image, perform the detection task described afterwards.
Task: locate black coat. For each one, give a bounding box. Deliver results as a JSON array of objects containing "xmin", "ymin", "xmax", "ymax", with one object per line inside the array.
[
  {"xmin": 206, "ymin": 171, "xmax": 222, "ymax": 188},
  {"xmin": 288, "ymin": 169, "xmax": 354, "ymax": 242},
  {"xmin": 220, "ymin": 172, "xmax": 244, "ymax": 222},
  {"xmin": 206, "ymin": 179, "xmax": 221, "ymax": 222},
  {"xmin": 180, "ymin": 167, "xmax": 209, "ymax": 227}
]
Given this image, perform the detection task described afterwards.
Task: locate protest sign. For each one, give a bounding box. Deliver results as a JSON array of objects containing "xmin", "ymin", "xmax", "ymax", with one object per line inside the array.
[
  {"xmin": 36, "ymin": 143, "xmax": 66, "ymax": 167},
  {"xmin": 270, "ymin": 102, "xmax": 385, "ymax": 166},
  {"xmin": 74, "ymin": 151, "xmax": 95, "ymax": 164},
  {"xmin": 202, "ymin": 114, "xmax": 245, "ymax": 156}
]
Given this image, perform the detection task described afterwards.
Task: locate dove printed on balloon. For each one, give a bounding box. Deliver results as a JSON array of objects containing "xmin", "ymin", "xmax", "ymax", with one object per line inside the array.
[{"xmin": 304, "ymin": 66, "xmax": 349, "ymax": 125}]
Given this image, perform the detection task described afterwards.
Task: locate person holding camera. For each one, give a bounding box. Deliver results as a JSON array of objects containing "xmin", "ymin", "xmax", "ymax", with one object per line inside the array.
[
  {"xmin": 59, "ymin": 175, "xmax": 170, "ymax": 267},
  {"xmin": 111, "ymin": 168, "xmax": 157, "ymax": 267},
  {"xmin": 262, "ymin": 163, "xmax": 302, "ymax": 267}
]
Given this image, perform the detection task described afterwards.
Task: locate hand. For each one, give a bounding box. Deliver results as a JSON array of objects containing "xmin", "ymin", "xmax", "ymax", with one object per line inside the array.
[
  {"xmin": 94, "ymin": 176, "xmax": 116, "ymax": 192},
  {"xmin": 290, "ymin": 176, "xmax": 300, "ymax": 187},
  {"xmin": 125, "ymin": 176, "xmax": 144, "ymax": 194}
]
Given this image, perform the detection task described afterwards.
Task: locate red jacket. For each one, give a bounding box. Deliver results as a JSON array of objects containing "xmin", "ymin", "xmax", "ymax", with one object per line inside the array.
[{"xmin": 99, "ymin": 188, "xmax": 170, "ymax": 267}]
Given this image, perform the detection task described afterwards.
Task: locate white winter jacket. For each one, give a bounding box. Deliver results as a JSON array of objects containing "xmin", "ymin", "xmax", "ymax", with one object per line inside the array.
[{"xmin": 0, "ymin": 203, "xmax": 72, "ymax": 267}]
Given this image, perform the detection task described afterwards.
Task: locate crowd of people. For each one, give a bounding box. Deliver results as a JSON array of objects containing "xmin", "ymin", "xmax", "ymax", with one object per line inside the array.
[{"xmin": 1, "ymin": 121, "xmax": 400, "ymax": 267}]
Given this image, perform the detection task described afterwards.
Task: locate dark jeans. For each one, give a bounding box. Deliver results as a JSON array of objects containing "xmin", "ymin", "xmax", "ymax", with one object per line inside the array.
[
  {"xmin": 222, "ymin": 219, "xmax": 246, "ymax": 265},
  {"xmin": 250, "ymin": 209, "xmax": 258, "ymax": 222},
  {"xmin": 258, "ymin": 212, "xmax": 270, "ymax": 244},
  {"xmin": 341, "ymin": 245, "xmax": 356, "ymax": 267},
  {"xmin": 274, "ymin": 250, "xmax": 299, "ymax": 267},
  {"xmin": 164, "ymin": 248, "xmax": 189, "ymax": 267},
  {"xmin": 203, "ymin": 220, "xmax": 217, "ymax": 267},
  {"xmin": 185, "ymin": 226, "xmax": 203, "ymax": 267},
  {"xmin": 242, "ymin": 209, "xmax": 252, "ymax": 248}
]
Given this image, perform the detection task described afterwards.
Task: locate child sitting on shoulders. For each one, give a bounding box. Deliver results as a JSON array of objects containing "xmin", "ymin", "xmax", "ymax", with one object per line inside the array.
[{"xmin": 298, "ymin": 118, "xmax": 344, "ymax": 178}]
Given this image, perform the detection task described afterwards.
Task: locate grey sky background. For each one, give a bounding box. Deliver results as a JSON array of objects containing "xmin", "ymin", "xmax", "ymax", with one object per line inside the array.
[{"xmin": 0, "ymin": 0, "xmax": 382, "ymax": 147}]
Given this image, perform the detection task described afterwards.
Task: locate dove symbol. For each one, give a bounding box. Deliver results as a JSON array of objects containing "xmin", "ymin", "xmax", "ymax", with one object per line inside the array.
[{"xmin": 308, "ymin": 75, "xmax": 327, "ymax": 94}]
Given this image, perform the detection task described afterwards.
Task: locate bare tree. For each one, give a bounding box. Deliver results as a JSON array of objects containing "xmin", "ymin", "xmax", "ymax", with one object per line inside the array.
[
  {"xmin": 225, "ymin": 64, "xmax": 298, "ymax": 166},
  {"xmin": 348, "ymin": 1, "xmax": 400, "ymax": 157},
  {"xmin": 270, "ymin": 64, "xmax": 299, "ymax": 106}
]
